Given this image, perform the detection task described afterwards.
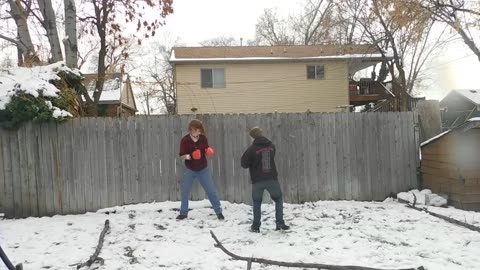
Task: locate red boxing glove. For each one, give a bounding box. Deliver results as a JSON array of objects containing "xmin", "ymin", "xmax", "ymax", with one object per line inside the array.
[
  {"xmin": 192, "ymin": 149, "xmax": 201, "ymax": 160},
  {"xmin": 206, "ymin": 147, "xmax": 215, "ymax": 157}
]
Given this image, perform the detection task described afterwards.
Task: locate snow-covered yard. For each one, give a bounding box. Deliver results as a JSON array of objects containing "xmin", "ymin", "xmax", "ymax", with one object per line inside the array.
[{"xmin": 1, "ymin": 200, "xmax": 480, "ymax": 270}]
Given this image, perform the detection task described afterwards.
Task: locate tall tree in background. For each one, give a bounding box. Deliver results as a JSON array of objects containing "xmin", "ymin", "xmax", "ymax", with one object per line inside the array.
[
  {"xmin": 254, "ymin": 0, "xmax": 357, "ymax": 45},
  {"xmin": 36, "ymin": 0, "xmax": 63, "ymax": 63},
  {"xmin": 254, "ymin": 8, "xmax": 296, "ymax": 45},
  {"xmin": 292, "ymin": 0, "xmax": 335, "ymax": 45},
  {"xmin": 358, "ymin": 0, "xmax": 448, "ymax": 110},
  {"xmin": 138, "ymin": 39, "xmax": 177, "ymax": 115},
  {"xmin": 77, "ymin": 0, "xmax": 173, "ymax": 115},
  {"xmin": 1, "ymin": 0, "xmax": 173, "ymax": 115},
  {"xmin": 1, "ymin": 0, "xmax": 40, "ymax": 65},
  {"xmin": 199, "ymin": 35, "xmax": 239, "ymax": 46},
  {"xmin": 63, "ymin": 0, "xmax": 77, "ymax": 67},
  {"xmin": 331, "ymin": 0, "xmax": 367, "ymax": 44},
  {"xmin": 418, "ymin": 0, "xmax": 480, "ymax": 62}
]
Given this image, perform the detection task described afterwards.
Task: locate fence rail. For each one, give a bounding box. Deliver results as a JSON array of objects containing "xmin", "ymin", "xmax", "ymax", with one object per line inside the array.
[{"xmin": 0, "ymin": 112, "xmax": 420, "ymax": 218}]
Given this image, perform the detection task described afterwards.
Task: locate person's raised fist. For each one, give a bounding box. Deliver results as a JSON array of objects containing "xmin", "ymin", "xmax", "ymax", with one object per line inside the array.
[
  {"xmin": 206, "ymin": 147, "xmax": 215, "ymax": 157},
  {"xmin": 192, "ymin": 149, "xmax": 201, "ymax": 160}
]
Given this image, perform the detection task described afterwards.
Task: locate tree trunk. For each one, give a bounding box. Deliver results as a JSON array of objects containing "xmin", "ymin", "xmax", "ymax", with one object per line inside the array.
[
  {"xmin": 7, "ymin": 0, "xmax": 39, "ymax": 65},
  {"xmin": 16, "ymin": 43, "xmax": 24, "ymax": 66},
  {"xmin": 90, "ymin": 1, "xmax": 109, "ymax": 116},
  {"xmin": 92, "ymin": 40, "xmax": 107, "ymax": 116},
  {"xmin": 63, "ymin": 0, "xmax": 78, "ymax": 68},
  {"xmin": 452, "ymin": 23, "xmax": 480, "ymax": 62},
  {"xmin": 38, "ymin": 0, "xmax": 63, "ymax": 63}
]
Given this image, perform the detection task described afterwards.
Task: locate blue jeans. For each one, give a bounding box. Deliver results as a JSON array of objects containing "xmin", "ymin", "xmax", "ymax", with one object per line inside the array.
[
  {"xmin": 252, "ymin": 179, "xmax": 284, "ymax": 227},
  {"xmin": 180, "ymin": 168, "xmax": 222, "ymax": 216}
]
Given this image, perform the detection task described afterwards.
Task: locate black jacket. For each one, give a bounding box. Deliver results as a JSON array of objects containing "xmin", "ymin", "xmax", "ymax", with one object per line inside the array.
[{"xmin": 241, "ymin": 136, "xmax": 278, "ymax": 183}]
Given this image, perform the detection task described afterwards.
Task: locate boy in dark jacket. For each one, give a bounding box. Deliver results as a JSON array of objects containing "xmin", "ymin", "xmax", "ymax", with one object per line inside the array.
[{"xmin": 241, "ymin": 127, "xmax": 289, "ymax": 233}]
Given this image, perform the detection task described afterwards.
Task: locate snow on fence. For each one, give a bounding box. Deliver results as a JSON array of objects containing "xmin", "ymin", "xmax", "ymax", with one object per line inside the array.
[{"xmin": 0, "ymin": 112, "xmax": 420, "ymax": 218}]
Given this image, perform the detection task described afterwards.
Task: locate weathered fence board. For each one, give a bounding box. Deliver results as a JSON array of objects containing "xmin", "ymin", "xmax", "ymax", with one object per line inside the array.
[{"xmin": 0, "ymin": 113, "xmax": 420, "ymax": 218}]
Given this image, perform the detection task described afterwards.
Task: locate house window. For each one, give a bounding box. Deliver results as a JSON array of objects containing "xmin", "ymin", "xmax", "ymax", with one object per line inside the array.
[
  {"xmin": 201, "ymin": 68, "xmax": 225, "ymax": 88},
  {"xmin": 307, "ymin": 65, "xmax": 325, "ymax": 80}
]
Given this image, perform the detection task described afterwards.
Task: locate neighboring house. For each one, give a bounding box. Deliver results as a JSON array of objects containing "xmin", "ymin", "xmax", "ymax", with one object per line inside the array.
[
  {"xmin": 440, "ymin": 89, "xmax": 480, "ymax": 129},
  {"xmin": 84, "ymin": 73, "xmax": 137, "ymax": 117},
  {"xmin": 170, "ymin": 45, "xmax": 396, "ymax": 114},
  {"xmin": 420, "ymin": 118, "xmax": 480, "ymax": 211}
]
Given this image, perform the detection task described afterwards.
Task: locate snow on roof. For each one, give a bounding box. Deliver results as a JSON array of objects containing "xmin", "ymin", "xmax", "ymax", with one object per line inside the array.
[
  {"xmin": 84, "ymin": 74, "xmax": 124, "ymax": 102},
  {"xmin": 468, "ymin": 117, "xmax": 480, "ymax": 122},
  {"xmin": 420, "ymin": 129, "xmax": 451, "ymax": 147},
  {"xmin": 0, "ymin": 62, "xmax": 68, "ymax": 110},
  {"xmin": 452, "ymin": 89, "xmax": 480, "ymax": 105},
  {"xmin": 421, "ymin": 117, "xmax": 480, "ymax": 147},
  {"xmin": 170, "ymin": 54, "xmax": 389, "ymax": 63}
]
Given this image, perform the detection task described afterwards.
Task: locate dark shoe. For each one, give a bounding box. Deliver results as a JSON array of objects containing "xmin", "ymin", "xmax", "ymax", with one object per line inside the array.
[
  {"xmin": 275, "ymin": 223, "xmax": 290, "ymax": 231},
  {"xmin": 217, "ymin": 213, "xmax": 225, "ymax": 220},
  {"xmin": 250, "ymin": 225, "xmax": 260, "ymax": 233},
  {"xmin": 176, "ymin": 214, "xmax": 187, "ymax": 220}
]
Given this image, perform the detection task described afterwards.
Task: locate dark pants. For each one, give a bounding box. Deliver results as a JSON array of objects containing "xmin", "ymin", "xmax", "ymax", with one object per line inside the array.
[{"xmin": 252, "ymin": 179, "xmax": 284, "ymax": 227}]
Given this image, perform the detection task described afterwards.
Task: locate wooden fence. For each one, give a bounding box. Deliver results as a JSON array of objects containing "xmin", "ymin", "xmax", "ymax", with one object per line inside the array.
[{"xmin": 0, "ymin": 112, "xmax": 420, "ymax": 218}]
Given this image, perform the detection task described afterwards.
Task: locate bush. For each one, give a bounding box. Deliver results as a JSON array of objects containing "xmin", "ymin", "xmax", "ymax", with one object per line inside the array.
[{"xmin": 0, "ymin": 63, "xmax": 81, "ymax": 130}]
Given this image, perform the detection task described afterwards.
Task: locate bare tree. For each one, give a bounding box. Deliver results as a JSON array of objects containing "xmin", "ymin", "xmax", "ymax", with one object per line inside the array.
[
  {"xmin": 138, "ymin": 38, "xmax": 178, "ymax": 115},
  {"xmin": 358, "ymin": 0, "xmax": 448, "ymax": 111},
  {"xmin": 34, "ymin": 0, "xmax": 63, "ymax": 63},
  {"xmin": 419, "ymin": 0, "xmax": 480, "ymax": 62},
  {"xmin": 77, "ymin": 0, "xmax": 173, "ymax": 115},
  {"xmin": 331, "ymin": 0, "xmax": 367, "ymax": 44},
  {"xmin": 199, "ymin": 35, "xmax": 239, "ymax": 47},
  {"xmin": 1, "ymin": 0, "xmax": 40, "ymax": 65},
  {"xmin": 254, "ymin": 0, "xmax": 347, "ymax": 46},
  {"xmin": 254, "ymin": 8, "xmax": 296, "ymax": 45},
  {"xmin": 292, "ymin": 0, "xmax": 335, "ymax": 45}
]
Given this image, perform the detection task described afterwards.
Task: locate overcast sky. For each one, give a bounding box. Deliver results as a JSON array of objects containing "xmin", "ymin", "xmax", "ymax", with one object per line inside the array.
[{"xmin": 157, "ymin": 0, "xmax": 480, "ymax": 101}]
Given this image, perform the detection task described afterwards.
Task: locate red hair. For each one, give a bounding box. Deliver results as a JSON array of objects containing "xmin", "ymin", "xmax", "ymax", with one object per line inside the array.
[{"xmin": 188, "ymin": 119, "xmax": 205, "ymax": 134}]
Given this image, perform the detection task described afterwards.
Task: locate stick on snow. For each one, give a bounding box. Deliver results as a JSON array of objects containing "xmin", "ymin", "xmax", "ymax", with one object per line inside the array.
[
  {"xmin": 76, "ymin": 219, "xmax": 110, "ymax": 269},
  {"xmin": 405, "ymin": 204, "xmax": 480, "ymax": 233},
  {"xmin": 210, "ymin": 230, "xmax": 424, "ymax": 270}
]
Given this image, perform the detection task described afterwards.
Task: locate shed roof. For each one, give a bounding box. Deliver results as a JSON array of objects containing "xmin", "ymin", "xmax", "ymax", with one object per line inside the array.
[
  {"xmin": 83, "ymin": 73, "xmax": 125, "ymax": 104},
  {"xmin": 446, "ymin": 89, "xmax": 480, "ymax": 105},
  {"xmin": 421, "ymin": 118, "xmax": 480, "ymax": 147}
]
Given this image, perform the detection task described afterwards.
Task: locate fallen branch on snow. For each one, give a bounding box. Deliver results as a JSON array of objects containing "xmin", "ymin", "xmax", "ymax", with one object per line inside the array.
[
  {"xmin": 0, "ymin": 244, "xmax": 23, "ymax": 270},
  {"xmin": 405, "ymin": 205, "xmax": 480, "ymax": 233},
  {"xmin": 210, "ymin": 230, "xmax": 424, "ymax": 270},
  {"xmin": 76, "ymin": 219, "xmax": 110, "ymax": 269}
]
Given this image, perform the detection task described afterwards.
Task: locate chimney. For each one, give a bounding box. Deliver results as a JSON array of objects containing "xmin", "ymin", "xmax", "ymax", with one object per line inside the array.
[{"xmin": 240, "ymin": 37, "xmax": 243, "ymax": 46}]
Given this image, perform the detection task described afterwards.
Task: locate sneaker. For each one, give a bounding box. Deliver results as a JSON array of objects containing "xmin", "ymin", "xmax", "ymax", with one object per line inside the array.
[
  {"xmin": 275, "ymin": 223, "xmax": 290, "ymax": 231},
  {"xmin": 217, "ymin": 213, "xmax": 225, "ymax": 220},
  {"xmin": 250, "ymin": 225, "xmax": 260, "ymax": 233},
  {"xmin": 176, "ymin": 214, "xmax": 187, "ymax": 220}
]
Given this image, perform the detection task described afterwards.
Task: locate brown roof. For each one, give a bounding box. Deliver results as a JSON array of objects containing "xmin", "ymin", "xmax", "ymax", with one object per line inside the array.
[{"xmin": 172, "ymin": 45, "xmax": 382, "ymax": 60}]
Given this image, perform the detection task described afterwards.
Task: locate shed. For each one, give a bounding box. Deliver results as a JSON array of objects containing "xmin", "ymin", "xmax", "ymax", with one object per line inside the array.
[
  {"xmin": 83, "ymin": 73, "xmax": 137, "ymax": 117},
  {"xmin": 421, "ymin": 117, "xmax": 480, "ymax": 211}
]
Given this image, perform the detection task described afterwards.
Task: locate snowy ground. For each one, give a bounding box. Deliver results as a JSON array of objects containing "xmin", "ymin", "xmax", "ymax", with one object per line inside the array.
[{"xmin": 1, "ymin": 200, "xmax": 480, "ymax": 270}]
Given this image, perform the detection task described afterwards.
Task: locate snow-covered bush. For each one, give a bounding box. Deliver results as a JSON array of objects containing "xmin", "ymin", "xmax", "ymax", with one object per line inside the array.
[{"xmin": 0, "ymin": 62, "xmax": 82, "ymax": 130}]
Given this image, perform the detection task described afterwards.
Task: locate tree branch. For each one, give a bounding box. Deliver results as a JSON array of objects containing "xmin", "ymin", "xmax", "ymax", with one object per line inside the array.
[
  {"xmin": 405, "ymin": 205, "xmax": 480, "ymax": 233},
  {"xmin": 210, "ymin": 230, "xmax": 424, "ymax": 270},
  {"xmin": 76, "ymin": 219, "xmax": 110, "ymax": 269}
]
